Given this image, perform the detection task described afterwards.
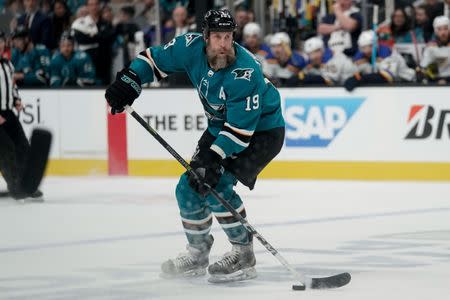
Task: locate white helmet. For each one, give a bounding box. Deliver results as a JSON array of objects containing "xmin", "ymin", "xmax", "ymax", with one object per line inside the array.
[
  {"xmin": 433, "ymin": 16, "xmax": 449, "ymax": 31},
  {"xmin": 270, "ymin": 32, "xmax": 291, "ymax": 47},
  {"xmin": 304, "ymin": 37, "xmax": 324, "ymax": 54},
  {"xmin": 243, "ymin": 22, "xmax": 262, "ymax": 38},
  {"xmin": 358, "ymin": 30, "xmax": 375, "ymax": 48}
]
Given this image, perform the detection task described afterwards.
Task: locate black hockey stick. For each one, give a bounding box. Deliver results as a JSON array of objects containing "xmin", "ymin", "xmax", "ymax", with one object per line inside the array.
[{"xmin": 125, "ymin": 105, "xmax": 351, "ymax": 290}]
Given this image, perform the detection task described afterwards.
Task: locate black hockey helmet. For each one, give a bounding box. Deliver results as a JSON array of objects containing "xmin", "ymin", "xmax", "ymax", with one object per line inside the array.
[
  {"xmin": 11, "ymin": 25, "xmax": 30, "ymax": 39},
  {"xmin": 202, "ymin": 9, "xmax": 236, "ymax": 38}
]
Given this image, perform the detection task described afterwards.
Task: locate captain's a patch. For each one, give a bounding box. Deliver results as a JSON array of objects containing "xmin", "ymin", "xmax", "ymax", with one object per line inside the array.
[{"xmin": 231, "ymin": 68, "xmax": 254, "ymax": 81}]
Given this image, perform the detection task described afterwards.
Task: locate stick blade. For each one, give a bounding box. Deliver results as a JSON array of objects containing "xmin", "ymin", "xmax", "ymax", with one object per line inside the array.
[
  {"xmin": 20, "ymin": 129, "xmax": 52, "ymax": 194},
  {"xmin": 310, "ymin": 272, "xmax": 351, "ymax": 289}
]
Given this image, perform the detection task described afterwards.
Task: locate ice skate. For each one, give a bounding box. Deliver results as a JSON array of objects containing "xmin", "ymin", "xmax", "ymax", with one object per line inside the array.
[
  {"xmin": 208, "ymin": 242, "xmax": 257, "ymax": 283},
  {"xmin": 161, "ymin": 235, "xmax": 213, "ymax": 278}
]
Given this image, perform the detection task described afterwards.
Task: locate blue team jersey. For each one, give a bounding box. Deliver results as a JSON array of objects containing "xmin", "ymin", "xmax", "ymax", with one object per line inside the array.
[
  {"xmin": 130, "ymin": 32, "xmax": 285, "ymax": 158},
  {"xmin": 353, "ymin": 44, "xmax": 392, "ymax": 62}
]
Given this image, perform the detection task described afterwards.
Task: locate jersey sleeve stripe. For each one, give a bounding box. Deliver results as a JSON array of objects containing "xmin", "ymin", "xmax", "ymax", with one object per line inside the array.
[
  {"xmin": 181, "ymin": 215, "xmax": 213, "ymax": 225},
  {"xmin": 219, "ymin": 131, "xmax": 250, "ymax": 148},
  {"xmin": 224, "ymin": 122, "xmax": 254, "ymax": 136},
  {"xmin": 210, "ymin": 144, "xmax": 226, "ymax": 159},
  {"xmin": 138, "ymin": 49, "xmax": 169, "ymax": 81},
  {"xmin": 221, "ymin": 126, "xmax": 252, "ymax": 143}
]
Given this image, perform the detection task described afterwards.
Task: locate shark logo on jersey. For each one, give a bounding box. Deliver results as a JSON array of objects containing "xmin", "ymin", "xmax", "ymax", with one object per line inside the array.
[
  {"xmin": 232, "ymin": 68, "xmax": 254, "ymax": 81},
  {"xmin": 185, "ymin": 33, "xmax": 201, "ymax": 47}
]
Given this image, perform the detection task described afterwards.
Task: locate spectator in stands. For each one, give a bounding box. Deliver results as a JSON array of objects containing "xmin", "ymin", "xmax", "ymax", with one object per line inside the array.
[
  {"xmin": 51, "ymin": 0, "xmax": 72, "ymax": 46},
  {"xmin": 345, "ymin": 30, "xmax": 416, "ymax": 91},
  {"xmin": 378, "ymin": 8, "xmax": 414, "ymax": 48},
  {"xmin": 163, "ymin": 5, "xmax": 192, "ymax": 43},
  {"xmin": 115, "ymin": 6, "xmax": 140, "ymax": 66},
  {"xmin": 0, "ymin": 0, "xmax": 22, "ymax": 34},
  {"xmin": 101, "ymin": 4, "xmax": 114, "ymax": 24},
  {"xmin": 160, "ymin": 0, "xmax": 189, "ymax": 21},
  {"xmin": 414, "ymin": 4, "xmax": 434, "ymax": 43},
  {"xmin": 134, "ymin": 0, "xmax": 158, "ymax": 47},
  {"xmin": 75, "ymin": 5, "xmax": 88, "ymax": 19},
  {"xmin": 71, "ymin": 0, "xmax": 116, "ymax": 85},
  {"xmin": 286, "ymin": 36, "xmax": 356, "ymax": 86},
  {"xmin": 16, "ymin": 0, "xmax": 54, "ymax": 49},
  {"xmin": 424, "ymin": 0, "xmax": 445, "ymax": 21},
  {"xmin": 264, "ymin": 32, "xmax": 306, "ymax": 86},
  {"xmin": 11, "ymin": 26, "xmax": 51, "ymax": 86},
  {"xmin": 418, "ymin": 16, "xmax": 450, "ymax": 84},
  {"xmin": 317, "ymin": 0, "xmax": 362, "ymax": 57},
  {"xmin": 242, "ymin": 22, "xmax": 270, "ymax": 65},
  {"xmin": 0, "ymin": 30, "xmax": 9, "ymax": 59},
  {"xmin": 50, "ymin": 32, "xmax": 96, "ymax": 87},
  {"xmin": 234, "ymin": 5, "xmax": 250, "ymax": 45}
]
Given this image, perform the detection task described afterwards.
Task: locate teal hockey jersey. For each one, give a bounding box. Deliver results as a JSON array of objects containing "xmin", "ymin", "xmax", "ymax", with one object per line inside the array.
[
  {"xmin": 130, "ymin": 33, "xmax": 285, "ymax": 159},
  {"xmin": 50, "ymin": 50, "xmax": 96, "ymax": 87},
  {"xmin": 11, "ymin": 44, "xmax": 51, "ymax": 86}
]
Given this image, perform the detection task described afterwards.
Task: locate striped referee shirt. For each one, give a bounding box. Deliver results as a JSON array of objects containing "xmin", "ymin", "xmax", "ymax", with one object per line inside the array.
[{"xmin": 0, "ymin": 58, "xmax": 20, "ymax": 111}]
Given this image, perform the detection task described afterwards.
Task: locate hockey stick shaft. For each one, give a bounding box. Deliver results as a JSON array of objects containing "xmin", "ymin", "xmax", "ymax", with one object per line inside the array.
[
  {"xmin": 371, "ymin": 4, "xmax": 379, "ymax": 72},
  {"xmin": 125, "ymin": 105, "xmax": 308, "ymax": 287}
]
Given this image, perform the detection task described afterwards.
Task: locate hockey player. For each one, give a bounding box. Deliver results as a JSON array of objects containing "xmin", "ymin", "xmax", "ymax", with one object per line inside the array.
[
  {"xmin": 417, "ymin": 16, "xmax": 450, "ymax": 84},
  {"xmin": 241, "ymin": 22, "xmax": 270, "ymax": 64},
  {"xmin": 264, "ymin": 32, "xmax": 306, "ymax": 86},
  {"xmin": 286, "ymin": 36, "xmax": 356, "ymax": 86},
  {"xmin": 11, "ymin": 26, "xmax": 51, "ymax": 86},
  {"xmin": 50, "ymin": 33, "xmax": 96, "ymax": 87},
  {"xmin": 344, "ymin": 30, "xmax": 416, "ymax": 91},
  {"xmin": 105, "ymin": 9, "xmax": 285, "ymax": 283}
]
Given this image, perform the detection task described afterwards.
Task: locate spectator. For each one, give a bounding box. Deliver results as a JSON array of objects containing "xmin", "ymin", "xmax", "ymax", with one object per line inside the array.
[
  {"xmin": 234, "ymin": 5, "xmax": 250, "ymax": 45},
  {"xmin": 287, "ymin": 36, "xmax": 356, "ymax": 86},
  {"xmin": 378, "ymin": 8, "xmax": 414, "ymax": 48},
  {"xmin": 11, "ymin": 26, "xmax": 51, "ymax": 86},
  {"xmin": 101, "ymin": 4, "xmax": 113, "ymax": 24},
  {"xmin": 50, "ymin": 32, "xmax": 96, "ymax": 87},
  {"xmin": 134, "ymin": 0, "xmax": 158, "ymax": 47},
  {"xmin": 242, "ymin": 22, "xmax": 270, "ymax": 65},
  {"xmin": 71, "ymin": 0, "xmax": 116, "ymax": 85},
  {"xmin": 51, "ymin": 0, "xmax": 72, "ymax": 45},
  {"xmin": 264, "ymin": 32, "xmax": 306, "ymax": 86},
  {"xmin": 0, "ymin": 0, "xmax": 23, "ymax": 34},
  {"xmin": 16, "ymin": 0, "xmax": 54, "ymax": 49},
  {"xmin": 424, "ymin": 0, "xmax": 445, "ymax": 21},
  {"xmin": 115, "ymin": 6, "xmax": 140, "ymax": 66},
  {"xmin": 160, "ymin": 0, "xmax": 189, "ymax": 21},
  {"xmin": 418, "ymin": 16, "xmax": 450, "ymax": 84},
  {"xmin": 353, "ymin": 30, "xmax": 392, "ymax": 74},
  {"xmin": 317, "ymin": 0, "xmax": 362, "ymax": 57},
  {"xmin": 414, "ymin": 4, "xmax": 434, "ymax": 43},
  {"xmin": 345, "ymin": 30, "xmax": 415, "ymax": 91},
  {"xmin": 0, "ymin": 30, "xmax": 9, "ymax": 59},
  {"xmin": 163, "ymin": 5, "xmax": 192, "ymax": 43},
  {"xmin": 75, "ymin": 5, "xmax": 88, "ymax": 19}
]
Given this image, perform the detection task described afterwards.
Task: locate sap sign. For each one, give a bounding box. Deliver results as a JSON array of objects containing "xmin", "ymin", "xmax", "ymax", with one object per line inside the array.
[{"xmin": 285, "ymin": 97, "xmax": 365, "ymax": 147}]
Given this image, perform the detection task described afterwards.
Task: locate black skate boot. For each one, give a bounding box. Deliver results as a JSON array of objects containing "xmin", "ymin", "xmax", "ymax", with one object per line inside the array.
[
  {"xmin": 161, "ymin": 235, "xmax": 214, "ymax": 278},
  {"xmin": 208, "ymin": 241, "xmax": 257, "ymax": 283}
]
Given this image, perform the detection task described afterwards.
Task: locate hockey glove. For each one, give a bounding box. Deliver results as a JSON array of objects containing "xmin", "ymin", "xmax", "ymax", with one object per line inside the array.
[
  {"xmin": 188, "ymin": 149, "xmax": 223, "ymax": 196},
  {"xmin": 344, "ymin": 75, "xmax": 361, "ymax": 91},
  {"xmin": 105, "ymin": 68, "xmax": 142, "ymax": 114}
]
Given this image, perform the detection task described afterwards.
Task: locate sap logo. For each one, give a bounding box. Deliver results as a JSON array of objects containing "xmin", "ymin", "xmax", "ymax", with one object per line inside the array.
[
  {"xmin": 405, "ymin": 105, "xmax": 450, "ymax": 139},
  {"xmin": 285, "ymin": 97, "xmax": 364, "ymax": 147}
]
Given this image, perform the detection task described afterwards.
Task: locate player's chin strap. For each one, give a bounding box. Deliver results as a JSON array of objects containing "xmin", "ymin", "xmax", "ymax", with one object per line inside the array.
[{"xmin": 124, "ymin": 105, "xmax": 351, "ymax": 290}]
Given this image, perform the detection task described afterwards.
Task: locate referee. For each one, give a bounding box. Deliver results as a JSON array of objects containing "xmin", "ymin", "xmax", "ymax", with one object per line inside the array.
[{"xmin": 0, "ymin": 31, "xmax": 41, "ymax": 200}]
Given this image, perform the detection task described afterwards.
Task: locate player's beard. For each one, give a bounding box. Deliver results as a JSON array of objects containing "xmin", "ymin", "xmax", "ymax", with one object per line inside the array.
[{"xmin": 206, "ymin": 44, "xmax": 236, "ymax": 71}]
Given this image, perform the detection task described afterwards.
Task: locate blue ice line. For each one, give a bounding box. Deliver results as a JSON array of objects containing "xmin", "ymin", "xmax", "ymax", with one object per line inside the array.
[{"xmin": 0, "ymin": 207, "xmax": 449, "ymax": 253}]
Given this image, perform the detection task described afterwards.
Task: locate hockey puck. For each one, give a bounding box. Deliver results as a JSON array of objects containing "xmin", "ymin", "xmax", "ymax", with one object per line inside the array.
[{"xmin": 292, "ymin": 284, "xmax": 306, "ymax": 291}]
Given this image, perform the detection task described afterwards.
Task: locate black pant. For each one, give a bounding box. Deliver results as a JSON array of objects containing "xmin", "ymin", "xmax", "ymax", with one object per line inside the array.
[
  {"xmin": 0, "ymin": 110, "xmax": 30, "ymax": 194},
  {"xmin": 193, "ymin": 127, "xmax": 285, "ymax": 190}
]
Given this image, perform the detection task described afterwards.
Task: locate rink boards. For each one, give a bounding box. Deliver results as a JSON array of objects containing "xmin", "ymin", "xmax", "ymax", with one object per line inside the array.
[{"xmin": 17, "ymin": 86, "xmax": 450, "ymax": 180}]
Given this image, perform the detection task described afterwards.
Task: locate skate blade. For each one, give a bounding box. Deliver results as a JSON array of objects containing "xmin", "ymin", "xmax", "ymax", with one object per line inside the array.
[
  {"xmin": 160, "ymin": 268, "xmax": 207, "ymax": 279},
  {"xmin": 208, "ymin": 267, "xmax": 257, "ymax": 283}
]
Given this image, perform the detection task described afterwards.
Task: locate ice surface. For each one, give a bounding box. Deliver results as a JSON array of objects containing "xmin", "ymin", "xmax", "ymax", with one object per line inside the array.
[{"xmin": 0, "ymin": 177, "xmax": 449, "ymax": 299}]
